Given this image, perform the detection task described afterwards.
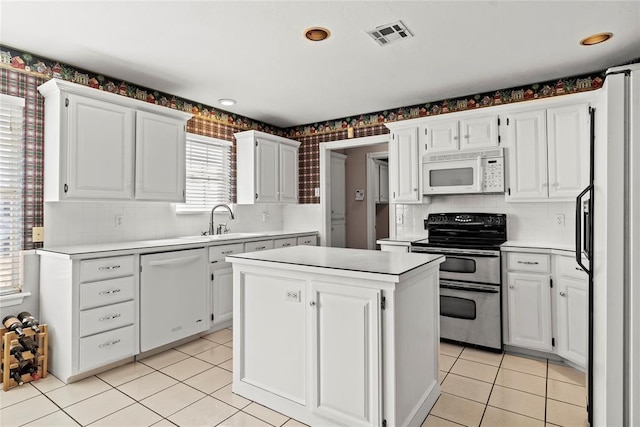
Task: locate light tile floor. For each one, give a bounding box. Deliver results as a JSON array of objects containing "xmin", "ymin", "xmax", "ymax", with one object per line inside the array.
[{"xmin": 0, "ymin": 330, "xmax": 587, "ymax": 427}]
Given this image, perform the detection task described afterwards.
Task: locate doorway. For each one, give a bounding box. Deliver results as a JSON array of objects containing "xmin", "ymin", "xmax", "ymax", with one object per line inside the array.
[{"xmin": 319, "ymin": 134, "xmax": 389, "ymax": 248}]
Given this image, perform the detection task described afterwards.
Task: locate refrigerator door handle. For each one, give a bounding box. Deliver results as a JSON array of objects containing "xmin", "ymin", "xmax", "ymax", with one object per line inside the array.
[{"xmin": 575, "ymin": 184, "xmax": 592, "ymax": 274}]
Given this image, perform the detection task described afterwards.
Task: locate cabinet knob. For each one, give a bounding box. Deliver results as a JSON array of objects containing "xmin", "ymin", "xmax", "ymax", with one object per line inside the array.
[
  {"xmin": 560, "ymin": 291, "xmax": 566, "ymax": 297},
  {"xmin": 309, "ymin": 301, "xmax": 316, "ymax": 307},
  {"xmin": 509, "ymin": 285, "xmax": 514, "ymax": 289}
]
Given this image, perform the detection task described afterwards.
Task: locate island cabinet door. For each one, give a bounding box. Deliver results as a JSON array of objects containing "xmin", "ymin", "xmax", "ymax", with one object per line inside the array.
[{"xmin": 309, "ymin": 282, "xmax": 382, "ymax": 427}]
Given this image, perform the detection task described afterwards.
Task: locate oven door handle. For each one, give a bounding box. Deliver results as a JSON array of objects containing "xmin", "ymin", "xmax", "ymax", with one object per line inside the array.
[
  {"xmin": 412, "ymin": 248, "xmax": 499, "ymax": 257},
  {"xmin": 440, "ymin": 282, "xmax": 499, "ymax": 293}
]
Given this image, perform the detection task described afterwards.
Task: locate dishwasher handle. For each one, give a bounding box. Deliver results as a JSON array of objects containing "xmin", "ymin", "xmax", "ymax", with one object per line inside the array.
[{"xmin": 148, "ymin": 255, "xmax": 201, "ymax": 267}]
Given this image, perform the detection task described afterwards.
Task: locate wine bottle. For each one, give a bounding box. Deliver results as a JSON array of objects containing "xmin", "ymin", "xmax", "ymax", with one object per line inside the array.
[
  {"xmin": 10, "ymin": 367, "xmax": 24, "ymax": 385},
  {"xmin": 18, "ymin": 359, "xmax": 40, "ymax": 381},
  {"xmin": 10, "ymin": 344, "xmax": 26, "ymax": 362},
  {"xmin": 18, "ymin": 336, "xmax": 39, "ymax": 358},
  {"xmin": 2, "ymin": 315, "xmax": 25, "ymax": 337},
  {"xmin": 17, "ymin": 312, "xmax": 41, "ymax": 333}
]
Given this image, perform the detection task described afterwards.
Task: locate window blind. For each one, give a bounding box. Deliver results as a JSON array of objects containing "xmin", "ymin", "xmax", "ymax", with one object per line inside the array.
[
  {"xmin": 177, "ymin": 133, "xmax": 232, "ymax": 213},
  {"xmin": 0, "ymin": 94, "xmax": 25, "ymax": 295}
]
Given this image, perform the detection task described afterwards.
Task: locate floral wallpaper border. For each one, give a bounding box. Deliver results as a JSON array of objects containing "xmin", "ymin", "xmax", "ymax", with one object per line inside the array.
[
  {"xmin": 0, "ymin": 44, "xmax": 282, "ymax": 135},
  {"xmin": 284, "ymin": 73, "xmax": 606, "ymax": 138}
]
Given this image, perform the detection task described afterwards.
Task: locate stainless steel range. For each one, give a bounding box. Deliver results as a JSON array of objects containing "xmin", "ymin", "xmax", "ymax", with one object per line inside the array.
[{"xmin": 411, "ymin": 213, "xmax": 507, "ymax": 351}]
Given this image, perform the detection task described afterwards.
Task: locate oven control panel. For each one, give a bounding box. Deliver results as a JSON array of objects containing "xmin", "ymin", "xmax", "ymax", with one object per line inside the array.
[{"xmin": 482, "ymin": 157, "xmax": 504, "ymax": 192}]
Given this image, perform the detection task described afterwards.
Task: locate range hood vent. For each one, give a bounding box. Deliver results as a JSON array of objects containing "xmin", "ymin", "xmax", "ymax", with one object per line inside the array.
[{"xmin": 367, "ymin": 20, "xmax": 413, "ymax": 46}]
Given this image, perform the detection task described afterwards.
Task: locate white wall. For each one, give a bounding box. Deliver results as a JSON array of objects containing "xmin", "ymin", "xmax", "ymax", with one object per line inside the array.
[
  {"xmin": 43, "ymin": 201, "xmax": 286, "ymax": 247},
  {"xmin": 394, "ymin": 194, "xmax": 577, "ymax": 247}
]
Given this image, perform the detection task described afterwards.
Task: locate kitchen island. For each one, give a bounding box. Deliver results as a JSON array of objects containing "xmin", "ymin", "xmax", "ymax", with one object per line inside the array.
[{"xmin": 226, "ymin": 246, "xmax": 444, "ymax": 427}]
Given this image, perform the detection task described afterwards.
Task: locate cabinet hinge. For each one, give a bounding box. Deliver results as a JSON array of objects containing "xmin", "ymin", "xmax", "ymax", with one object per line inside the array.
[
  {"xmin": 552, "ymin": 337, "xmax": 555, "ymax": 347},
  {"xmin": 381, "ymin": 296, "xmax": 386, "ymax": 310},
  {"xmin": 211, "ymin": 314, "xmax": 214, "ymax": 321},
  {"xmin": 507, "ymin": 188, "xmax": 511, "ymax": 196},
  {"xmin": 382, "ymin": 420, "xmax": 387, "ymax": 427},
  {"xmin": 139, "ymin": 265, "xmax": 142, "ymax": 273},
  {"xmin": 498, "ymin": 135, "xmax": 501, "ymax": 144},
  {"xmin": 497, "ymin": 118, "xmax": 501, "ymax": 126},
  {"xmin": 550, "ymin": 278, "xmax": 553, "ymax": 288},
  {"xmin": 63, "ymin": 183, "xmax": 68, "ymax": 193},
  {"xmin": 255, "ymin": 140, "xmax": 258, "ymax": 147},
  {"xmin": 65, "ymin": 98, "xmax": 69, "ymax": 107},
  {"xmin": 506, "ymin": 118, "xmax": 510, "ymax": 126},
  {"xmin": 211, "ymin": 273, "xmax": 214, "ymax": 281},
  {"xmin": 424, "ymin": 128, "xmax": 427, "ymax": 135},
  {"xmin": 255, "ymin": 193, "xmax": 258, "ymax": 200}
]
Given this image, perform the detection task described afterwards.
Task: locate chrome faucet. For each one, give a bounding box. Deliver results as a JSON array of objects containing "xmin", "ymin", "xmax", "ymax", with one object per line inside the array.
[{"xmin": 209, "ymin": 204, "xmax": 235, "ymax": 235}]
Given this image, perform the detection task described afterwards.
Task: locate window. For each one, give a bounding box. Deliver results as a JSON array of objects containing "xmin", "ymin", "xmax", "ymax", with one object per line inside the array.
[
  {"xmin": 0, "ymin": 94, "xmax": 25, "ymax": 295},
  {"xmin": 177, "ymin": 133, "xmax": 232, "ymax": 213}
]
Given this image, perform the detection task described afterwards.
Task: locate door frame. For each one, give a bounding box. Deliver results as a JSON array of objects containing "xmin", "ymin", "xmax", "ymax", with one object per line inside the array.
[
  {"xmin": 319, "ymin": 134, "xmax": 388, "ymax": 247},
  {"xmin": 366, "ymin": 152, "xmax": 389, "ymax": 249}
]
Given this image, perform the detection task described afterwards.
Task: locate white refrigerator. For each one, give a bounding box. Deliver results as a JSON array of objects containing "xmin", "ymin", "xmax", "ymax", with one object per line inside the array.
[{"xmin": 591, "ymin": 63, "xmax": 639, "ymax": 426}]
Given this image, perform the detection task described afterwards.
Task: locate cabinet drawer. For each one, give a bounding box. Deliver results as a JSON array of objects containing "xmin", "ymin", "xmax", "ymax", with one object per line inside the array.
[
  {"xmin": 245, "ymin": 239, "xmax": 274, "ymax": 252},
  {"xmin": 80, "ymin": 276, "xmax": 135, "ymax": 310},
  {"xmin": 507, "ymin": 253, "xmax": 550, "ymax": 273},
  {"xmin": 80, "ymin": 256, "xmax": 135, "ymax": 282},
  {"xmin": 79, "ymin": 300, "xmax": 135, "ymax": 337},
  {"xmin": 557, "ymin": 256, "xmax": 588, "ymax": 280},
  {"xmin": 209, "ymin": 243, "xmax": 244, "ymax": 263},
  {"xmin": 297, "ymin": 235, "xmax": 317, "ymax": 246},
  {"xmin": 79, "ymin": 325, "xmax": 135, "ymax": 373},
  {"xmin": 274, "ymin": 237, "xmax": 297, "ymax": 248}
]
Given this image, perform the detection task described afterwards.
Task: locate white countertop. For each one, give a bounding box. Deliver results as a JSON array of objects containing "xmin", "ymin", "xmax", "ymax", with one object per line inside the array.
[
  {"xmin": 501, "ymin": 240, "xmax": 577, "ymax": 255},
  {"xmin": 37, "ymin": 230, "xmax": 318, "ymax": 258},
  {"xmin": 227, "ymin": 245, "xmax": 444, "ymax": 276}
]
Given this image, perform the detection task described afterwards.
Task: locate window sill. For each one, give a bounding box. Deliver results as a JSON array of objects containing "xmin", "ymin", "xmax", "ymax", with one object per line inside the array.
[{"xmin": 0, "ymin": 292, "xmax": 32, "ymax": 308}]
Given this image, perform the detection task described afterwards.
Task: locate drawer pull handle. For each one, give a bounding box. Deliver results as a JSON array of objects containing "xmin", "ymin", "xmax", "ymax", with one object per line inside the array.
[
  {"xmin": 98, "ymin": 289, "xmax": 121, "ymax": 295},
  {"xmin": 221, "ymin": 250, "xmax": 233, "ymax": 255},
  {"xmin": 256, "ymin": 246, "xmax": 266, "ymax": 250},
  {"xmin": 560, "ymin": 292, "xmax": 566, "ymax": 297},
  {"xmin": 98, "ymin": 265, "xmax": 121, "ymax": 271},
  {"xmin": 98, "ymin": 339, "xmax": 121, "ymax": 348},
  {"xmin": 517, "ymin": 261, "xmax": 539, "ymax": 265},
  {"xmin": 509, "ymin": 285, "xmax": 515, "ymax": 289},
  {"xmin": 99, "ymin": 314, "xmax": 121, "ymax": 321},
  {"xmin": 283, "ymin": 243, "xmax": 291, "ymax": 247},
  {"xmin": 575, "ymin": 267, "xmax": 583, "ymax": 272}
]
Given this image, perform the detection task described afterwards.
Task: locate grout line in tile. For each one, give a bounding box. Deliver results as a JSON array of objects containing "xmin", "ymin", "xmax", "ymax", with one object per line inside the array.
[
  {"xmin": 545, "ymin": 359, "xmax": 549, "ymax": 424},
  {"xmin": 478, "ymin": 347, "xmax": 503, "ymax": 426},
  {"xmin": 485, "ymin": 403, "xmax": 550, "ymax": 425},
  {"xmin": 546, "ymin": 396, "xmax": 588, "ymax": 409}
]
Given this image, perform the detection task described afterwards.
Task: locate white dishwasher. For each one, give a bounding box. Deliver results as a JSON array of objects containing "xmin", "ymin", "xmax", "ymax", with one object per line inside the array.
[{"xmin": 140, "ymin": 248, "xmax": 208, "ymax": 352}]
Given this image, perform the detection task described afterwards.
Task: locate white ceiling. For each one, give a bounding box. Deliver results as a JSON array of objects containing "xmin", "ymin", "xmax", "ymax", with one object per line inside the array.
[{"xmin": 1, "ymin": 1, "xmax": 639, "ymax": 128}]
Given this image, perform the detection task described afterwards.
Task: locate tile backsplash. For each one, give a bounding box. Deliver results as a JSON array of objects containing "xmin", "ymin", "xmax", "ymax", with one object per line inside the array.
[
  {"xmin": 43, "ymin": 202, "xmax": 290, "ymax": 247},
  {"xmin": 395, "ymin": 194, "xmax": 577, "ymax": 246}
]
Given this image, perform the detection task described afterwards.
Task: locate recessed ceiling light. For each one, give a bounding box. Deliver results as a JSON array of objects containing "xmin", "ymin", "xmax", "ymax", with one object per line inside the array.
[
  {"xmin": 304, "ymin": 27, "xmax": 330, "ymax": 42},
  {"xmin": 218, "ymin": 98, "xmax": 236, "ymax": 106},
  {"xmin": 580, "ymin": 32, "xmax": 613, "ymax": 46}
]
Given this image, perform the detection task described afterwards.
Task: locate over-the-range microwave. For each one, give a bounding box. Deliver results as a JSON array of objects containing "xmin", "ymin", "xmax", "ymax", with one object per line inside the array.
[{"xmin": 422, "ymin": 148, "xmax": 505, "ymax": 195}]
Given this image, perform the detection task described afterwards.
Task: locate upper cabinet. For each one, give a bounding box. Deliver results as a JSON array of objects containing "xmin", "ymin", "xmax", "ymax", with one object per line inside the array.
[
  {"xmin": 387, "ymin": 125, "xmax": 420, "ymax": 203},
  {"xmin": 38, "ymin": 79, "xmax": 191, "ymax": 202},
  {"xmin": 235, "ymin": 130, "xmax": 301, "ymax": 204},
  {"xmin": 421, "ymin": 114, "xmax": 499, "ymax": 154},
  {"xmin": 504, "ymin": 102, "xmax": 590, "ymax": 202}
]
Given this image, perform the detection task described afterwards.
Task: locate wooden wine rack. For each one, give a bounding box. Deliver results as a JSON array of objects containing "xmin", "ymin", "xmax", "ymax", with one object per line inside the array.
[{"xmin": 0, "ymin": 324, "xmax": 48, "ymax": 391}]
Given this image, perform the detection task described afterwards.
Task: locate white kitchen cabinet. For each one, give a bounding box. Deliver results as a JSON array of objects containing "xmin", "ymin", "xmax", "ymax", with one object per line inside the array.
[
  {"xmin": 505, "ymin": 102, "xmax": 590, "ymax": 202},
  {"xmin": 421, "ymin": 114, "xmax": 499, "ymax": 154},
  {"xmin": 62, "ymin": 94, "xmax": 135, "ymax": 200},
  {"xmin": 555, "ymin": 256, "xmax": 588, "ymax": 368},
  {"xmin": 235, "ymin": 130, "xmax": 301, "ymax": 204},
  {"xmin": 388, "ymin": 125, "xmax": 420, "ymax": 203},
  {"xmin": 38, "ymin": 79, "xmax": 191, "ymax": 202},
  {"xmin": 297, "ymin": 235, "xmax": 318, "ymax": 246},
  {"xmin": 274, "ymin": 237, "xmax": 298, "ymax": 248},
  {"xmin": 505, "ymin": 252, "xmax": 552, "ymax": 352},
  {"xmin": 209, "ymin": 243, "xmax": 244, "ymax": 328},
  {"xmin": 309, "ymin": 281, "xmax": 381, "ymax": 426},
  {"xmin": 39, "ymin": 254, "xmax": 139, "ymax": 383},
  {"xmin": 135, "ymin": 111, "xmax": 186, "ymax": 201}
]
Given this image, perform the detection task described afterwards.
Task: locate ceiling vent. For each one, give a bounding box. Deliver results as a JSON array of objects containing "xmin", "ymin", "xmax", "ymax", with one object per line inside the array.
[{"xmin": 367, "ymin": 20, "xmax": 413, "ymax": 46}]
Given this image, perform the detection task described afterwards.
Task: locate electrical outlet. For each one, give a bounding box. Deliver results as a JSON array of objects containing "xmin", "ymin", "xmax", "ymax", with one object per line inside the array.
[
  {"xmin": 114, "ymin": 214, "xmax": 123, "ymax": 227},
  {"xmin": 397, "ymin": 214, "xmax": 404, "ymax": 225},
  {"xmin": 32, "ymin": 226, "xmax": 44, "ymax": 243},
  {"xmin": 285, "ymin": 290, "xmax": 300, "ymax": 302},
  {"xmin": 314, "ymin": 187, "xmax": 320, "ymax": 197},
  {"xmin": 555, "ymin": 213, "xmax": 565, "ymax": 227}
]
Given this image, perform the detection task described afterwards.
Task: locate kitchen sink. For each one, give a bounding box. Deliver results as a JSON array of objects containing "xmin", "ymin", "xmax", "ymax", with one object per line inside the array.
[{"xmin": 179, "ymin": 232, "xmax": 266, "ymax": 242}]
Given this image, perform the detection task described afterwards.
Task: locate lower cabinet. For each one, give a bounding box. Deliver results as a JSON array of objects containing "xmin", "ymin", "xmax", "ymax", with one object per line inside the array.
[
  {"xmin": 506, "ymin": 271, "xmax": 552, "ymax": 352},
  {"xmin": 209, "ymin": 243, "xmax": 244, "ymax": 328},
  {"xmin": 309, "ymin": 282, "xmax": 381, "ymax": 426},
  {"xmin": 555, "ymin": 256, "xmax": 588, "ymax": 367},
  {"xmin": 330, "ymin": 220, "xmax": 346, "ymax": 248}
]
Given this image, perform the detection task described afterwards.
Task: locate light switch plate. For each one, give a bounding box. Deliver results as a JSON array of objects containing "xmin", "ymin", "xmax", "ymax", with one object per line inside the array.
[
  {"xmin": 355, "ymin": 189, "xmax": 364, "ymax": 201},
  {"xmin": 314, "ymin": 187, "xmax": 320, "ymax": 197},
  {"xmin": 397, "ymin": 214, "xmax": 404, "ymax": 225}
]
